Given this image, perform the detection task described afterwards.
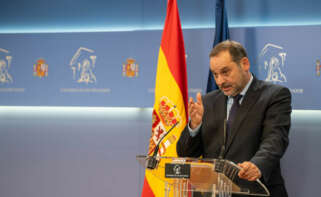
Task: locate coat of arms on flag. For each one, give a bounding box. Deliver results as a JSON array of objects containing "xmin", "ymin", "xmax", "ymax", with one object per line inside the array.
[{"xmin": 149, "ymin": 97, "xmax": 182, "ymax": 156}]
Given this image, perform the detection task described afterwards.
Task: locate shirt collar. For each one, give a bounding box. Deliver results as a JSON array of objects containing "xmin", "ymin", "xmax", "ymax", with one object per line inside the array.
[{"xmin": 240, "ymin": 73, "xmax": 253, "ymax": 97}]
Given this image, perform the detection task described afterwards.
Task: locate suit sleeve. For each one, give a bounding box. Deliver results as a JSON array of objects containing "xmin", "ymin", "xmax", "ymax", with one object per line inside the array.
[
  {"xmin": 176, "ymin": 125, "xmax": 203, "ymax": 158},
  {"xmin": 250, "ymin": 87, "xmax": 292, "ymax": 182}
]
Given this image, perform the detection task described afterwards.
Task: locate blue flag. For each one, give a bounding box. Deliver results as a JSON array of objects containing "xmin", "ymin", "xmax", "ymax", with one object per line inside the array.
[{"xmin": 206, "ymin": 0, "xmax": 230, "ymax": 93}]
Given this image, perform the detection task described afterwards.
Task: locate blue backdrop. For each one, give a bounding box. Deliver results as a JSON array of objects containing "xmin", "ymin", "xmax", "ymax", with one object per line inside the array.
[
  {"xmin": 1, "ymin": 26, "xmax": 320, "ymax": 109},
  {"xmin": 0, "ymin": 1, "xmax": 321, "ymax": 197}
]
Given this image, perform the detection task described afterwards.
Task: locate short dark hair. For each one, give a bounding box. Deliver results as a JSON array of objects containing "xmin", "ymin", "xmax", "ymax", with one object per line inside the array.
[{"xmin": 209, "ymin": 40, "xmax": 248, "ymax": 64}]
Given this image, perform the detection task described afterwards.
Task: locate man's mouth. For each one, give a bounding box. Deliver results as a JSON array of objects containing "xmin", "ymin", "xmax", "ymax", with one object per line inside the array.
[{"xmin": 221, "ymin": 84, "xmax": 232, "ymax": 92}]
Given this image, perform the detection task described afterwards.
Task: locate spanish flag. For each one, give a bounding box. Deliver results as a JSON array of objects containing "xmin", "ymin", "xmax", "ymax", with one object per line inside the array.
[{"xmin": 141, "ymin": 0, "xmax": 188, "ymax": 196}]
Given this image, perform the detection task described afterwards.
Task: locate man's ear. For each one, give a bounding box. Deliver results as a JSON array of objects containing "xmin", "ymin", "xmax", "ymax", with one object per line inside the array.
[{"xmin": 241, "ymin": 57, "xmax": 250, "ymax": 71}]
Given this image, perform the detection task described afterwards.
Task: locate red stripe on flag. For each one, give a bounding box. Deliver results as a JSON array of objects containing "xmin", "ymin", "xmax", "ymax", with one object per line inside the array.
[
  {"xmin": 160, "ymin": 0, "xmax": 188, "ymax": 123},
  {"xmin": 141, "ymin": 177, "xmax": 155, "ymax": 197},
  {"xmin": 141, "ymin": 1, "xmax": 188, "ymax": 196}
]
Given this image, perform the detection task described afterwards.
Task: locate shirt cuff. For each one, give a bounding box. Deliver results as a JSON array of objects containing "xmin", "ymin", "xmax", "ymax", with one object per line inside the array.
[{"xmin": 188, "ymin": 121, "xmax": 202, "ymax": 137}]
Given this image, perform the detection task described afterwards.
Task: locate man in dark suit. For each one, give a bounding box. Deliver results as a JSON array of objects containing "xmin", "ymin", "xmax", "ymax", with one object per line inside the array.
[{"xmin": 177, "ymin": 40, "xmax": 291, "ymax": 197}]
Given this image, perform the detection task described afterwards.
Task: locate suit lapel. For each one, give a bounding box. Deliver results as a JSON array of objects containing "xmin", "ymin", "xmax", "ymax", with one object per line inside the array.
[{"xmin": 225, "ymin": 78, "xmax": 262, "ymax": 153}]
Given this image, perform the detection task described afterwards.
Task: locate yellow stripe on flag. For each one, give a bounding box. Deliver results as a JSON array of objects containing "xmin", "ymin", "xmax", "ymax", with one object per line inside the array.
[
  {"xmin": 145, "ymin": 48, "xmax": 186, "ymax": 197},
  {"xmin": 154, "ymin": 47, "xmax": 187, "ymax": 156}
]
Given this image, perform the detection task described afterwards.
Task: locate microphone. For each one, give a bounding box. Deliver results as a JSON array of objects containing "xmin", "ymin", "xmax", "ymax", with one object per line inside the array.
[
  {"xmin": 147, "ymin": 121, "xmax": 179, "ymax": 169},
  {"xmin": 215, "ymin": 119, "xmax": 227, "ymax": 173},
  {"xmin": 218, "ymin": 119, "xmax": 227, "ymax": 160}
]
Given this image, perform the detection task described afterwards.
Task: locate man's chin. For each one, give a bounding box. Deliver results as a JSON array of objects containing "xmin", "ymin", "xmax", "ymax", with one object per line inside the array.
[
  {"xmin": 220, "ymin": 88, "xmax": 231, "ymax": 96},
  {"xmin": 222, "ymin": 91, "xmax": 233, "ymax": 96}
]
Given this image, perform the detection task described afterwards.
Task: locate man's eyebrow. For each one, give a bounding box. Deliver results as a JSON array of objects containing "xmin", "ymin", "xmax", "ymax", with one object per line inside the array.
[
  {"xmin": 221, "ymin": 67, "xmax": 228, "ymax": 70},
  {"xmin": 219, "ymin": 66, "xmax": 229, "ymax": 72}
]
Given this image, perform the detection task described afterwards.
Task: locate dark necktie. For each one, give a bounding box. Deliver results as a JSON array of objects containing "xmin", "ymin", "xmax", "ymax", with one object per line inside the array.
[{"xmin": 226, "ymin": 94, "xmax": 242, "ymax": 140}]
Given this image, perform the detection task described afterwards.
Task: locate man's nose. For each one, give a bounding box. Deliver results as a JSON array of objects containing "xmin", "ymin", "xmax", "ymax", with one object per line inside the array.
[{"xmin": 215, "ymin": 75, "xmax": 224, "ymax": 86}]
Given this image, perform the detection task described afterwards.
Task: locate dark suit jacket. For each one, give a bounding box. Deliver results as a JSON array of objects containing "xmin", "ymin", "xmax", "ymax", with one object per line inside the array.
[{"xmin": 177, "ymin": 77, "xmax": 292, "ymax": 196}]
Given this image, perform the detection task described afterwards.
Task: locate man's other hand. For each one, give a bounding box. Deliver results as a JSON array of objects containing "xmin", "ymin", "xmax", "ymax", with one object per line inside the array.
[{"xmin": 238, "ymin": 161, "xmax": 262, "ymax": 181}]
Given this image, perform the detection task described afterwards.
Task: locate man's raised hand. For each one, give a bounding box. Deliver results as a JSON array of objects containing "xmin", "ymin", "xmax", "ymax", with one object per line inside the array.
[{"xmin": 189, "ymin": 92, "xmax": 204, "ymax": 130}]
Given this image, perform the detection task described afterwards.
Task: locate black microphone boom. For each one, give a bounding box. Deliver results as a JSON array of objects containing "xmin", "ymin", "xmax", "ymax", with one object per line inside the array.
[
  {"xmin": 218, "ymin": 118, "xmax": 227, "ymax": 160},
  {"xmin": 216, "ymin": 119, "xmax": 227, "ymax": 173},
  {"xmin": 146, "ymin": 121, "xmax": 179, "ymax": 169}
]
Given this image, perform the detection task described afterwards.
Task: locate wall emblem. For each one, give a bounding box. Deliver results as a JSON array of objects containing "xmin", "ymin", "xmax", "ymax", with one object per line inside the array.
[
  {"xmin": 316, "ymin": 59, "xmax": 320, "ymax": 77},
  {"xmin": 0, "ymin": 48, "xmax": 13, "ymax": 83},
  {"xmin": 259, "ymin": 43, "xmax": 287, "ymax": 83},
  {"xmin": 33, "ymin": 59, "xmax": 48, "ymax": 78},
  {"xmin": 69, "ymin": 47, "xmax": 97, "ymax": 84},
  {"xmin": 148, "ymin": 97, "xmax": 181, "ymax": 156},
  {"xmin": 122, "ymin": 58, "xmax": 138, "ymax": 78}
]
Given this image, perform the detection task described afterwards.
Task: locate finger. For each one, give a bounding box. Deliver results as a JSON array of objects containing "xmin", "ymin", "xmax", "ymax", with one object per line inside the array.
[
  {"xmin": 190, "ymin": 110, "xmax": 201, "ymax": 122},
  {"xmin": 246, "ymin": 162, "xmax": 261, "ymax": 180},
  {"xmin": 245, "ymin": 172, "xmax": 259, "ymax": 181},
  {"xmin": 238, "ymin": 162, "xmax": 250, "ymax": 178},
  {"xmin": 240, "ymin": 162, "xmax": 250, "ymax": 172},
  {"xmin": 243, "ymin": 169, "xmax": 255, "ymax": 179},
  {"xmin": 243, "ymin": 173, "xmax": 255, "ymax": 181},
  {"xmin": 189, "ymin": 97, "xmax": 194, "ymax": 105},
  {"xmin": 196, "ymin": 92, "xmax": 203, "ymax": 105},
  {"xmin": 188, "ymin": 98, "xmax": 195, "ymax": 113},
  {"xmin": 189, "ymin": 101, "xmax": 198, "ymax": 113},
  {"xmin": 189, "ymin": 108, "xmax": 198, "ymax": 118},
  {"xmin": 238, "ymin": 168, "xmax": 246, "ymax": 178},
  {"xmin": 237, "ymin": 163, "xmax": 244, "ymax": 176},
  {"xmin": 239, "ymin": 170, "xmax": 254, "ymax": 180},
  {"xmin": 189, "ymin": 97, "xmax": 202, "ymax": 117}
]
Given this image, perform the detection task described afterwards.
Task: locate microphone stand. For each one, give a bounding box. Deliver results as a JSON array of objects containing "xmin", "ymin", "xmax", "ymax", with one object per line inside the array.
[
  {"xmin": 147, "ymin": 121, "xmax": 179, "ymax": 169},
  {"xmin": 215, "ymin": 119, "xmax": 227, "ymax": 173}
]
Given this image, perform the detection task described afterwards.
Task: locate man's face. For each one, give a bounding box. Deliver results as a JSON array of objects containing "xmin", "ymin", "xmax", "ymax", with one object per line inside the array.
[{"xmin": 210, "ymin": 51, "xmax": 250, "ymax": 96}]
